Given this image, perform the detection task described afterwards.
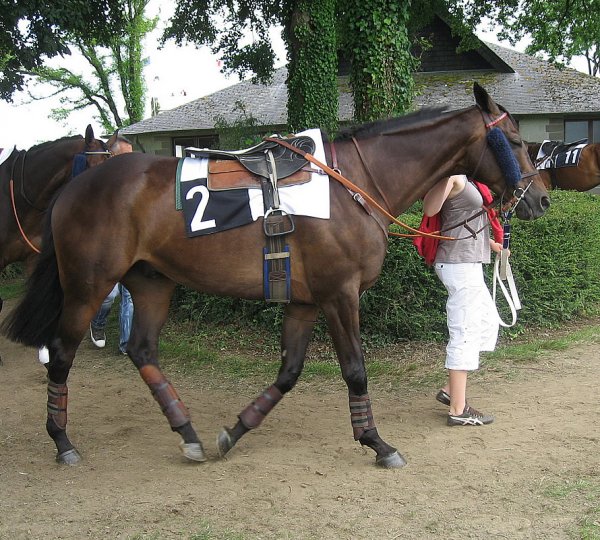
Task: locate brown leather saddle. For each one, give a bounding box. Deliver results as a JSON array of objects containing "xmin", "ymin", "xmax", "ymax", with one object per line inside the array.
[{"xmin": 187, "ymin": 135, "xmax": 316, "ymax": 191}]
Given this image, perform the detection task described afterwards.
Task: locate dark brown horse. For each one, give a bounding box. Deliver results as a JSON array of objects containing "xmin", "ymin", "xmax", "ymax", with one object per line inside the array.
[
  {"xmin": 528, "ymin": 141, "xmax": 600, "ymax": 191},
  {"xmin": 0, "ymin": 125, "xmax": 111, "ymax": 277},
  {"xmin": 2, "ymin": 84, "xmax": 550, "ymax": 468}
]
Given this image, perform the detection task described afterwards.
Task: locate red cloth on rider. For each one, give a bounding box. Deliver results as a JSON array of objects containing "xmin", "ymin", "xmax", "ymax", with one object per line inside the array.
[
  {"xmin": 412, "ymin": 213, "xmax": 441, "ymax": 266},
  {"xmin": 472, "ymin": 181, "xmax": 503, "ymax": 244},
  {"xmin": 413, "ymin": 180, "xmax": 503, "ymax": 265}
]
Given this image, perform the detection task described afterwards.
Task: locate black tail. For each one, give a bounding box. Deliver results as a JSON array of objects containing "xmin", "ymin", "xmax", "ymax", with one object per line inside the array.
[{"xmin": 1, "ymin": 218, "xmax": 63, "ymax": 348}]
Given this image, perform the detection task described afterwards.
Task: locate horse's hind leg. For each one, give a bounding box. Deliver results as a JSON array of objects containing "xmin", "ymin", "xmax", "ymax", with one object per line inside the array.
[
  {"xmin": 217, "ymin": 303, "xmax": 318, "ymax": 457},
  {"xmin": 46, "ymin": 300, "xmax": 107, "ymax": 465},
  {"xmin": 123, "ymin": 270, "xmax": 206, "ymax": 462},
  {"xmin": 321, "ymin": 293, "xmax": 406, "ymax": 468}
]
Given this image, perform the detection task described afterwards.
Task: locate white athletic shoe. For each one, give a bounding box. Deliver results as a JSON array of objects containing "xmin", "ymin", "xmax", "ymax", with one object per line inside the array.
[
  {"xmin": 38, "ymin": 346, "xmax": 49, "ymax": 365},
  {"xmin": 90, "ymin": 324, "xmax": 106, "ymax": 348}
]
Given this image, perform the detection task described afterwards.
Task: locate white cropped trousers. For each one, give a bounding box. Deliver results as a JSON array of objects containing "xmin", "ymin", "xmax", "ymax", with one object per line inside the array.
[{"xmin": 434, "ymin": 262, "xmax": 500, "ymax": 371}]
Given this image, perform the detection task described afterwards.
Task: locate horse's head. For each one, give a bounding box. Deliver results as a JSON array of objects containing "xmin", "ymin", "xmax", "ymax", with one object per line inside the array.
[
  {"xmin": 79, "ymin": 125, "xmax": 112, "ymax": 171},
  {"xmin": 106, "ymin": 131, "xmax": 134, "ymax": 155},
  {"xmin": 68, "ymin": 125, "xmax": 112, "ymax": 178},
  {"xmin": 470, "ymin": 83, "xmax": 550, "ymax": 220}
]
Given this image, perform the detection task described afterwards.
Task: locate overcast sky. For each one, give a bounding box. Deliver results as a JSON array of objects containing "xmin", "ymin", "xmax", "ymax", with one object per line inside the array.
[{"xmin": 0, "ymin": 11, "xmax": 590, "ymax": 150}]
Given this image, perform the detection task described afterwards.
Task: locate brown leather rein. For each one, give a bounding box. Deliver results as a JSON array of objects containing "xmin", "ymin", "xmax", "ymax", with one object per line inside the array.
[
  {"xmin": 263, "ymin": 136, "xmax": 454, "ymax": 240},
  {"xmin": 265, "ymin": 109, "xmax": 538, "ymax": 242}
]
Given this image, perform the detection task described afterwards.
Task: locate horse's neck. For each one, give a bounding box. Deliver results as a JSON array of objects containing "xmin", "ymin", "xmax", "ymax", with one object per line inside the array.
[
  {"xmin": 18, "ymin": 147, "xmax": 74, "ymax": 208},
  {"xmin": 359, "ymin": 112, "xmax": 478, "ymax": 216}
]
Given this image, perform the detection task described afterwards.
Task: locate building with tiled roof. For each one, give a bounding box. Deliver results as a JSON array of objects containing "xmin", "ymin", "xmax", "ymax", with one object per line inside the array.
[{"xmin": 121, "ymin": 17, "xmax": 600, "ymax": 156}]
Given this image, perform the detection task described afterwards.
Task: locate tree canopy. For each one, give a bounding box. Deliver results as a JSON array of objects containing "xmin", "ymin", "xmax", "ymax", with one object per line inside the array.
[
  {"xmin": 460, "ymin": 0, "xmax": 600, "ymax": 76},
  {"xmin": 0, "ymin": 0, "xmax": 125, "ymax": 101}
]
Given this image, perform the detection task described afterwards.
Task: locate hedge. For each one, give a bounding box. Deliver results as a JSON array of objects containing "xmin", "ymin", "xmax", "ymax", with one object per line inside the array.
[{"xmin": 171, "ymin": 190, "xmax": 600, "ymax": 344}]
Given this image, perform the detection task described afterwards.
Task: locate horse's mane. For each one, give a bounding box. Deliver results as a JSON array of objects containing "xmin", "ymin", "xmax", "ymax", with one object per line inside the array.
[
  {"xmin": 29, "ymin": 135, "xmax": 83, "ymax": 152},
  {"xmin": 335, "ymin": 107, "xmax": 449, "ymax": 141}
]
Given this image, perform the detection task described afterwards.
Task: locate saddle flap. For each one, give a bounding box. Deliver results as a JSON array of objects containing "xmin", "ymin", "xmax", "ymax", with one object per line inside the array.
[{"xmin": 207, "ymin": 159, "xmax": 312, "ymax": 191}]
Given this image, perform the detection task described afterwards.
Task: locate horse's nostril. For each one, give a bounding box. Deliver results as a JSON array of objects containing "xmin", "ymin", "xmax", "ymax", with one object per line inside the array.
[{"xmin": 541, "ymin": 196, "xmax": 551, "ymax": 210}]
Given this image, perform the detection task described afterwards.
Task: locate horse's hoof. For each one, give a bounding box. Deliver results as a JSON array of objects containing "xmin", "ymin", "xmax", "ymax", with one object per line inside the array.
[
  {"xmin": 375, "ymin": 451, "xmax": 407, "ymax": 469},
  {"xmin": 216, "ymin": 428, "xmax": 235, "ymax": 458},
  {"xmin": 56, "ymin": 448, "xmax": 82, "ymax": 465},
  {"xmin": 179, "ymin": 441, "xmax": 207, "ymax": 462}
]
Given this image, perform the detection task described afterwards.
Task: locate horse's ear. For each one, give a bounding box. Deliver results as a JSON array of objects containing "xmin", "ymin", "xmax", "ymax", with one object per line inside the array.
[
  {"xmin": 473, "ymin": 82, "xmax": 500, "ymax": 115},
  {"xmin": 85, "ymin": 124, "xmax": 94, "ymax": 144},
  {"xmin": 106, "ymin": 131, "xmax": 118, "ymax": 150}
]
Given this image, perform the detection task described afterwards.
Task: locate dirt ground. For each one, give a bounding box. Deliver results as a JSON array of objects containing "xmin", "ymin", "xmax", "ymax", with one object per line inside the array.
[{"xmin": 0, "ymin": 299, "xmax": 599, "ymax": 540}]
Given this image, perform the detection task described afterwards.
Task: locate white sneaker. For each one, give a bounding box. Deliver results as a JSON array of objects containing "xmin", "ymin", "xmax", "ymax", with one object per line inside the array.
[
  {"xmin": 38, "ymin": 346, "xmax": 49, "ymax": 365},
  {"xmin": 90, "ymin": 324, "xmax": 106, "ymax": 348}
]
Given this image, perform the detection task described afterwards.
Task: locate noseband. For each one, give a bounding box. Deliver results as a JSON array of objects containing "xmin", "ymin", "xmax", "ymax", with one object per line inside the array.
[{"xmin": 475, "ymin": 108, "xmax": 537, "ymax": 215}]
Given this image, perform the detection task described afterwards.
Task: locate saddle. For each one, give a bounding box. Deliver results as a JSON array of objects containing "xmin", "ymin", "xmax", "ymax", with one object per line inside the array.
[
  {"xmin": 539, "ymin": 138, "xmax": 587, "ymax": 159},
  {"xmin": 186, "ymin": 134, "xmax": 318, "ymax": 305},
  {"xmin": 187, "ymin": 135, "xmax": 316, "ymax": 190}
]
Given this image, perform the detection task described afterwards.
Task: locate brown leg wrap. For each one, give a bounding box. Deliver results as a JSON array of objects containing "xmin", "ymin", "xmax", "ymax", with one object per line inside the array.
[
  {"xmin": 349, "ymin": 393, "xmax": 375, "ymax": 440},
  {"xmin": 47, "ymin": 380, "xmax": 68, "ymax": 430},
  {"xmin": 239, "ymin": 385, "xmax": 283, "ymax": 429},
  {"xmin": 139, "ymin": 364, "xmax": 190, "ymax": 429}
]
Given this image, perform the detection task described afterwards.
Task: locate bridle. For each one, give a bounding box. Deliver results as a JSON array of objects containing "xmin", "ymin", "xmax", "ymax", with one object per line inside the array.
[
  {"xmin": 475, "ymin": 107, "xmax": 539, "ymax": 220},
  {"xmin": 8, "ymin": 139, "xmax": 112, "ymax": 254}
]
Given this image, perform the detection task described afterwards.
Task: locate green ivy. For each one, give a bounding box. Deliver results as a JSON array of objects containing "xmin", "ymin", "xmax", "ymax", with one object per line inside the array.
[
  {"xmin": 340, "ymin": 0, "xmax": 417, "ymax": 122},
  {"xmin": 283, "ymin": 0, "xmax": 338, "ymax": 135}
]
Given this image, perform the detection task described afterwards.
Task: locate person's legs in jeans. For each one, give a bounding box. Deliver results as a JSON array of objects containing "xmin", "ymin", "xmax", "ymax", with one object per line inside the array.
[
  {"xmin": 118, "ymin": 284, "xmax": 134, "ymax": 354},
  {"xmin": 90, "ymin": 284, "xmax": 119, "ymax": 348}
]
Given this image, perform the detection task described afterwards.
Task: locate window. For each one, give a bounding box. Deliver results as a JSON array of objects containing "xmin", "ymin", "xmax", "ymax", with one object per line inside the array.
[
  {"xmin": 173, "ymin": 135, "xmax": 218, "ymax": 157},
  {"xmin": 564, "ymin": 119, "xmax": 600, "ymax": 143}
]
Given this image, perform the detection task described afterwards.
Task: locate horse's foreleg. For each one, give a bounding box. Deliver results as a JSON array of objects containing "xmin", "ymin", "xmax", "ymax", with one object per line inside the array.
[
  {"xmin": 124, "ymin": 273, "xmax": 206, "ymax": 462},
  {"xmin": 321, "ymin": 294, "xmax": 406, "ymax": 468},
  {"xmin": 217, "ymin": 303, "xmax": 318, "ymax": 458}
]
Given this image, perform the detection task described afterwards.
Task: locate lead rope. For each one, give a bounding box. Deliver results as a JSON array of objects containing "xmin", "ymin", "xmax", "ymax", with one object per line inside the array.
[
  {"xmin": 492, "ymin": 254, "xmax": 521, "ymax": 327},
  {"xmin": 492, "ymin": 210, "xmax": 521, "ymax": 327}
]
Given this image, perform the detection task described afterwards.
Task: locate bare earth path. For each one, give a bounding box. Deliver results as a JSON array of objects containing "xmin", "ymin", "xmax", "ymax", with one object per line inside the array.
[{"xmin": 0, "ymin": 300, "xmax": 599, "ymax": 540}]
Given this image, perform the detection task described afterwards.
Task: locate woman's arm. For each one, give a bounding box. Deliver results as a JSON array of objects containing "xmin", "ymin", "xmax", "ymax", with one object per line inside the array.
[{"xmin": 423, "ymin": 175, "xmax": 466, "ymax": 216}]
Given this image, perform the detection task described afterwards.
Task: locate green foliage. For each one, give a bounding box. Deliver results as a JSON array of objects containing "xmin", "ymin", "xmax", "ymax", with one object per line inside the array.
[
  {"xmin": 284, "ymin": 0, "xmax": 338, "ymax": 135},
  {"xmin": 340, "ymin": 0, "xmax": 417, "ymax": 121},
  {"xmin": 6, "ymin": 0, "xmax": 154, "ymax": 131},
  {"xmin": 506, "ymin": 191, "xmax": 600, "ymax": 325},
  {"xmin": 171, "ymin": 191, "xmax": 600, "ymax": 347},
  {"xmin": 213, "ymin": 101, "xmax": 263, "ymax": 150},
  {"xmin": 0, "ymin": 0, "xmax": 125, "ymax": 101},
  {"xmin": 461, "ymin": 0, "xmax": 600, "ymax": 76},
  {"xmin": 165, "ymin": 0, "xmax": 285, "ymax": 84}
]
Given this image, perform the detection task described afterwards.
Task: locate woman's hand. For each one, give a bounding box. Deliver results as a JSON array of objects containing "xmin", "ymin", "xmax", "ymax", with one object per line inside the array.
[{"xmin": 490, "ymin": 240, "xmax": 508, "ymax": 254}]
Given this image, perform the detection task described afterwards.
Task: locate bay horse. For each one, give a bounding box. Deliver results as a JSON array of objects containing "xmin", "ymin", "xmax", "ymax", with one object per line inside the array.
[
  {"xmin": 2, "ymin": 83, "xmax": 550, "ymax": 468},
  {"xmin": 528, "ymin": 141, "xmax": 600, "ymax": 191}
]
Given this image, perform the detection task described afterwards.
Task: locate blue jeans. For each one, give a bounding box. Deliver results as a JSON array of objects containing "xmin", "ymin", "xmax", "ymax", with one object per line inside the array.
[{"xmin": 91, "ymin": 283, "xmax": 134, "ymax": 353}]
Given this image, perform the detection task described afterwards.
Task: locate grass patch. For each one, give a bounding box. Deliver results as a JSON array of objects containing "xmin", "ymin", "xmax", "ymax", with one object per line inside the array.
[
  {"xmin": 0, "ymin": 278, "xmax": 25, "ymax": 300},
  {"xmin": 543, "ymin": 478, "xmax": 600, "ymax": 539},
  {"xmin": 154, "ymin": 315, "xmax": 600, "ymax": 393},
  {"xmin": 128, "ymin": 520, "xmax": 245, "ymax": 540}
]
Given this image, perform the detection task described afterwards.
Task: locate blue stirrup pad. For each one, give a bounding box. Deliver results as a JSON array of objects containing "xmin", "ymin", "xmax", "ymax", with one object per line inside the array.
[
  {"xmin": 72, "ymin": 153, "xmax": 88, "ymax": 178},
  {"xmin": 486, "ymin": 127, "xmax": 521, "ymax": 187}
]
